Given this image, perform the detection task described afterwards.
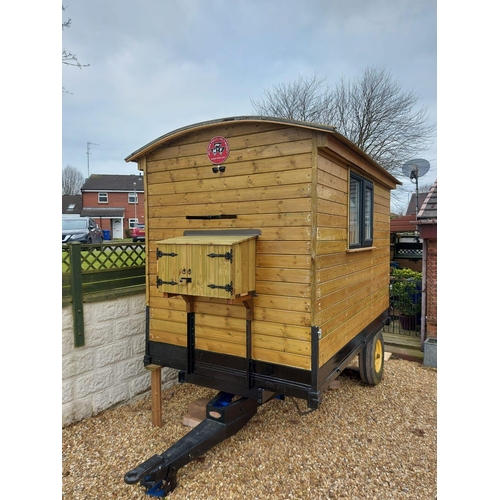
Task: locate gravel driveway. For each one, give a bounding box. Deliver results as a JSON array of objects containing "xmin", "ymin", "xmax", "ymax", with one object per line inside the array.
[{"xmin": 62, "ymin": 357, "xmax": 436, "ymax": 499}]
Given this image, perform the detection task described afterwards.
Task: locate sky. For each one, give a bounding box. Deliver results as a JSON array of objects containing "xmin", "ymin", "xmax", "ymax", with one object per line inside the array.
[{"xmin": 61, "ymin": 0, "xmax": 438, "ymax": 213}]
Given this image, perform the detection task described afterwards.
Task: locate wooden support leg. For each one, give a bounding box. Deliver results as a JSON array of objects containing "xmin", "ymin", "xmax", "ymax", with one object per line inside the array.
[{"xmin": 146, "ymin": 364, "xmax": 163, "ymax": 427}]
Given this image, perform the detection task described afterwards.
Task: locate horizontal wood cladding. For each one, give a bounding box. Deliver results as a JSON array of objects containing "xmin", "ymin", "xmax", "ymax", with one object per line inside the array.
[
  {"xmin": 317, "ymin": 134, "xmax": 398, "ymax": 190},
  {"xmin": 252, "ymin": 347, "xmax": 310, "ymax": 371},
  {"xmin": 148, "ymin": 293, "xmax": 312, "ymax": 369},
  {"xmin": 148, "ymin": 151, "xmax": 311, "ymax": 191},
  {"xmin": 147, "ymin": 198, "xmax": 312, "ymax": 219},
  {"xmin": 148, "ymin": 212, "xmax": 312, "ymax": 230},
  {"xmin": 144, "ymin": 121, "xmax": 316, "ymax": 369},
  {"xmin": 311, "ymin": 152, "xmax": 391, "ymax": 357},
  {"xmin": 319, "ymin": 294, "xmax": 387, "ymax": 366},
  {"xmin": 137, "ymin": 120, "xmax": 394, "ymax": 372},
  {"xmin": 146, "ymin": 125, "xmax": 314, "ymax": 164},
  {"xmin": 148, "ymin": 186, "xmax": 311, "ymax": 216}
]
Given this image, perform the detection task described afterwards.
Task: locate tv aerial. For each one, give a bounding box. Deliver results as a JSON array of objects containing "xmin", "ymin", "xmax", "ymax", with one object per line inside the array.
[{"xmin": 402, "ymin": 159, "xmax": 430, "ymax": 215}]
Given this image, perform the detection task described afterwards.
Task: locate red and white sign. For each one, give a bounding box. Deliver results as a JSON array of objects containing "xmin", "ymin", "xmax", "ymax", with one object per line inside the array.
[{"xmin": 207, "ymin": 136, "xmax": 229, "ymax": 164}]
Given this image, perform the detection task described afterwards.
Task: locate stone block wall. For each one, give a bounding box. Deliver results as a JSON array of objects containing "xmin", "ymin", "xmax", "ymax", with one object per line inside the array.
[{"xmin": 62, "ymin": 294, "xmax": 178, "ymax": 427}]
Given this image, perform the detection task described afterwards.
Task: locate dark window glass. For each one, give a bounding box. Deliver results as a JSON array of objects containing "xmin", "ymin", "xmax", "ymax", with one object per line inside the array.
[{"xmin": 349, "ymin": 172, "xmax": 374, "ymax": 248}]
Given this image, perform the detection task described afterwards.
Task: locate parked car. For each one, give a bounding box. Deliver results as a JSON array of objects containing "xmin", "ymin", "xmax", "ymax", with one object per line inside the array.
[
  {"xmin": 131, "ymin": 223, "xmax": 145, "ymax": 242},
  {"xmin": 62, "ymin": 217, "xmax": 103, "ymax": 244}
]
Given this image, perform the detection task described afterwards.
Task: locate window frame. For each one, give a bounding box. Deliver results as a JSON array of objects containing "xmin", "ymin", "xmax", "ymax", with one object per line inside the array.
[
  {"xmin": 98, "ymin": 192, "xmax": 108, "ymax": 204},
  {"xmin": 129, "ymin": 218, "xmax": 139, "ymax": 229},
  {"xmin": 128, "ymin": 192, "xmax": 138, "ymax": 204},
  {"xmin": 349, "ymin": 171, "xmax": 374, "ymax": 249}
]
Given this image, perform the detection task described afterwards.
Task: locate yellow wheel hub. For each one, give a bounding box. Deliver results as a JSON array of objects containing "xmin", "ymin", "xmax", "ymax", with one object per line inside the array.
[{"xmin": 374, "ymin": 339, "xmax": 383, "ymax": 373}]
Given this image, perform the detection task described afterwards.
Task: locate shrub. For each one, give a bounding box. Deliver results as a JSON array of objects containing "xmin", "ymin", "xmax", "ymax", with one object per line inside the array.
[{"xmin": 391, "ymin": 268, "xmax": 422, "ymax": 316}]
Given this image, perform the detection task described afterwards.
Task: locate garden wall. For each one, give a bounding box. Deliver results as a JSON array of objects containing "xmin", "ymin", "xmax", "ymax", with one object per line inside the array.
[{"xmin": 62, "ymin": 294, "xmax": 178, "ymax": 427}]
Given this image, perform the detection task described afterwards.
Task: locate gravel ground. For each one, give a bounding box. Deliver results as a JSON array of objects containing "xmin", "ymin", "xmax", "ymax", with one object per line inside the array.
[{"xmin": 62, "ymin": 358, "xmax": 436, "ymax": 499}]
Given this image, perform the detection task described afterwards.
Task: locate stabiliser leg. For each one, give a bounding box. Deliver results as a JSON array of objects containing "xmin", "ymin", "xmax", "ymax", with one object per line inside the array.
[{"xmin": 124, "ymin": 392, "xmax": 264, "ymax": 497}]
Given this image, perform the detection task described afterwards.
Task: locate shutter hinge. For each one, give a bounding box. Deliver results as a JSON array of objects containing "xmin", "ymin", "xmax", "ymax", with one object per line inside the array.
[
  {"xmin": 207, "ymin": 250, "xmax": 233, "ymax": 263},
  {"xmin": 157, "ymin": 249, "xmax": 178, "ymax": 259},
  {"xmin": 207, "ymin": 282, "xmax": 233, "ymax": 294},
  {"xmin": 157, "ymin": 277, "xmax": 178, "ymax": 287}
]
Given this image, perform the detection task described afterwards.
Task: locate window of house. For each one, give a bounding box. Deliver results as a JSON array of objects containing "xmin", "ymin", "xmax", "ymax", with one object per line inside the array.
[
  {"xmin": 98, "ymin": 192, "xmax": 108, "ymax": 203},
  {"xmin": 129, "ymin": 218, "xmax": 139, "ymax": 228},
  {"xmin": 128, "ymin": 192, "xmax": 138, "ymax": 204},
  {"xmin": 349, "ymin": 172, "xmax": 374, "ymax": 248}
]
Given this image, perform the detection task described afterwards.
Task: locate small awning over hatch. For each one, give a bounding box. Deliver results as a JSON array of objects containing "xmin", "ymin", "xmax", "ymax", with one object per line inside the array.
[{"xmin": 81, "ymin": 207, "xmax": 125, "ymax": 218}]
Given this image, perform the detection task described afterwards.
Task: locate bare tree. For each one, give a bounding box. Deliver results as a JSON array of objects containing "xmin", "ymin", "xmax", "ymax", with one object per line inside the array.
[
  {"xmin": 62, "ymin": 5, "xmax": 88, "ymax": 68},
  {"xmin": 62, "ymin": 5, "xmax": 88, "ymax": 93},
  {"xmin": 251, "ymin": 74, "xmax": 335, "ymax": 123},
  {"xmin": 251, "ymin": 68, "xmax": 435, "ymax": 178},
  {"xmin": 62, "ymin": 165, "xmax": 85, "ymax": 195}
]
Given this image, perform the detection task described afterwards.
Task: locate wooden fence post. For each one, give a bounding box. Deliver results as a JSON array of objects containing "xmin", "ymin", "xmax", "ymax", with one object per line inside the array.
[
  {"xmin": 69, "ymin": 242, "xmax": 85, "ymax": 347},
  {"xmin": 146, "ymin": 364, "xmax": 163, "ymax": 427}
]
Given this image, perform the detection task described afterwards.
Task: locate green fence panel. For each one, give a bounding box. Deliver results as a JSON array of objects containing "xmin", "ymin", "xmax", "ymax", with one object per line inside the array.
[{"xmin": 62, "ymin": 242, "xmax": 146, "ymax": 345}]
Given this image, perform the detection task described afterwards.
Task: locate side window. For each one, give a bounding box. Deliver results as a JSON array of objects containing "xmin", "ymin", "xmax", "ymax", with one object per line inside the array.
[
  {"xmin": 349, "ymin": 172, "xmax": 374, "ymax": 248},
  {"xmin": 98, "ymin": 192, "xmax": 108, "ymax": 203}
]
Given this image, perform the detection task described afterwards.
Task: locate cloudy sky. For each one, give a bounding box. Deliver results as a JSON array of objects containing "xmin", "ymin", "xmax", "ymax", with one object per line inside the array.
[{"xmin": 61, "ymin": 0, "xmax": 437, "ymax": 211}]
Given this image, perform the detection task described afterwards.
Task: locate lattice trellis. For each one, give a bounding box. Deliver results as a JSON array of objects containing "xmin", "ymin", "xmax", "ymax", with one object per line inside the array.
[
  {"xmin": 62, "ymin": 243, "xmax": 146, "ymax": 272},
  {"xmin": 393, "ymin": 242, "xmax": 422, "ymax": 260},
  {"xmin": 394, "ymin": 247, "xmax": 423, "ymax": 258},
  {"xmin": 62, "ymin": 246, "xmax": 71, "ymax": 272},
  {"xmin": 62, "ymin": 242, "xmax": 146, "ymax": 346}
]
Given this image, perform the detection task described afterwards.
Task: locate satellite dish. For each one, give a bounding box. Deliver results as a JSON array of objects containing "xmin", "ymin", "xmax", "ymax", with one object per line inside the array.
[
  {"xmin": 402, "ymin": 159, "xmax": 430, "ymax": 182},
  {"xmin": 402, "ymin": 159, "xmax": 430, "ymax": 215}
]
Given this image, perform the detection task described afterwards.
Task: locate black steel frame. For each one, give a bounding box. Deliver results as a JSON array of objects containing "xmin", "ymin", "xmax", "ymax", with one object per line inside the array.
[{"xmin": 143, "ymin": 306, "xmax": 388, "ymax": 410}]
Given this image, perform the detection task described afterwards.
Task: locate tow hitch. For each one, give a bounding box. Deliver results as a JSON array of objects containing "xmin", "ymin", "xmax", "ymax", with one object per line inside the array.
[{"xmin": 124, "ymin": 391, "xmax": 270, "ymax": 497}]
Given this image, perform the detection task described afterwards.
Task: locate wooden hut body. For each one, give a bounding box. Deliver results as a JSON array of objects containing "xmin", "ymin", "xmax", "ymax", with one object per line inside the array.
[{"xmin": 125, "ymin": 116, "xmax": 399, "ymax": 409}]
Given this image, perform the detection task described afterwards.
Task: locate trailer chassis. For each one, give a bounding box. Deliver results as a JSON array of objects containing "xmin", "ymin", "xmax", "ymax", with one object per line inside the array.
[
  {"xmin": 124, "ymin": 312, "xmax": 388, "ymax": 496},
  {"xmin": 124, "ymin": 390, "xmax": 276, "ymax": 497}
]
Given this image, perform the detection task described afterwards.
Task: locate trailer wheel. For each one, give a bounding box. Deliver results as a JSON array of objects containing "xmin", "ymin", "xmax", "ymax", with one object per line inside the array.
[{"xmin": 359, "ymin": 331, "xmax": 384, "ymax": 385}]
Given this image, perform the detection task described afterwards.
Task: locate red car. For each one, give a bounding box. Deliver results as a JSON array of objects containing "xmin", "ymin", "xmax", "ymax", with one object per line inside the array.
[{"xmin": 131, "ymin": 223, "xmax": 145, "ymax": 242}]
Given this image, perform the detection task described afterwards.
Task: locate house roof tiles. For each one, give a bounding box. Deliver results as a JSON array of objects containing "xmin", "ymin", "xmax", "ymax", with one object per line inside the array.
[
  {"xmin": 62, "ymin": 195, "xmax": 82, "ymax": 215},
  {"xmin": 417, "ymin": 181, "xmax": 437, "ymax": 220},
  {"xmin": 405, "ymin": 192, "xmax": 430, "ymax": 215},
  {"xmin": 81, "ymin": 207, "xmax": 125, "ymax": 218},
  {"xmin": 390, "ymin": 214, "xmax": 417, "ymax": 233},
  {"xmin": 81, "ymin": 174, "xmax": 144, "ymax": 192}
]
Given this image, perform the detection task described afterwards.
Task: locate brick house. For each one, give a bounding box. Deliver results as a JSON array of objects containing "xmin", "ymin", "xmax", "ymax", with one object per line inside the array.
[
  {"xmin": 415, "ymin": 180, "xmax": 437, "ymax": 341},
  {"xmin": 79, "ymin": 174, "xmax": 145, "ymax": 239}
]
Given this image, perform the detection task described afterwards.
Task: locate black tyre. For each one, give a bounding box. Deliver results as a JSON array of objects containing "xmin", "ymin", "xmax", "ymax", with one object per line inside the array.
[{"xmin": 359, "ymin": 331, "xmax": 384, "ymax": 385}]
